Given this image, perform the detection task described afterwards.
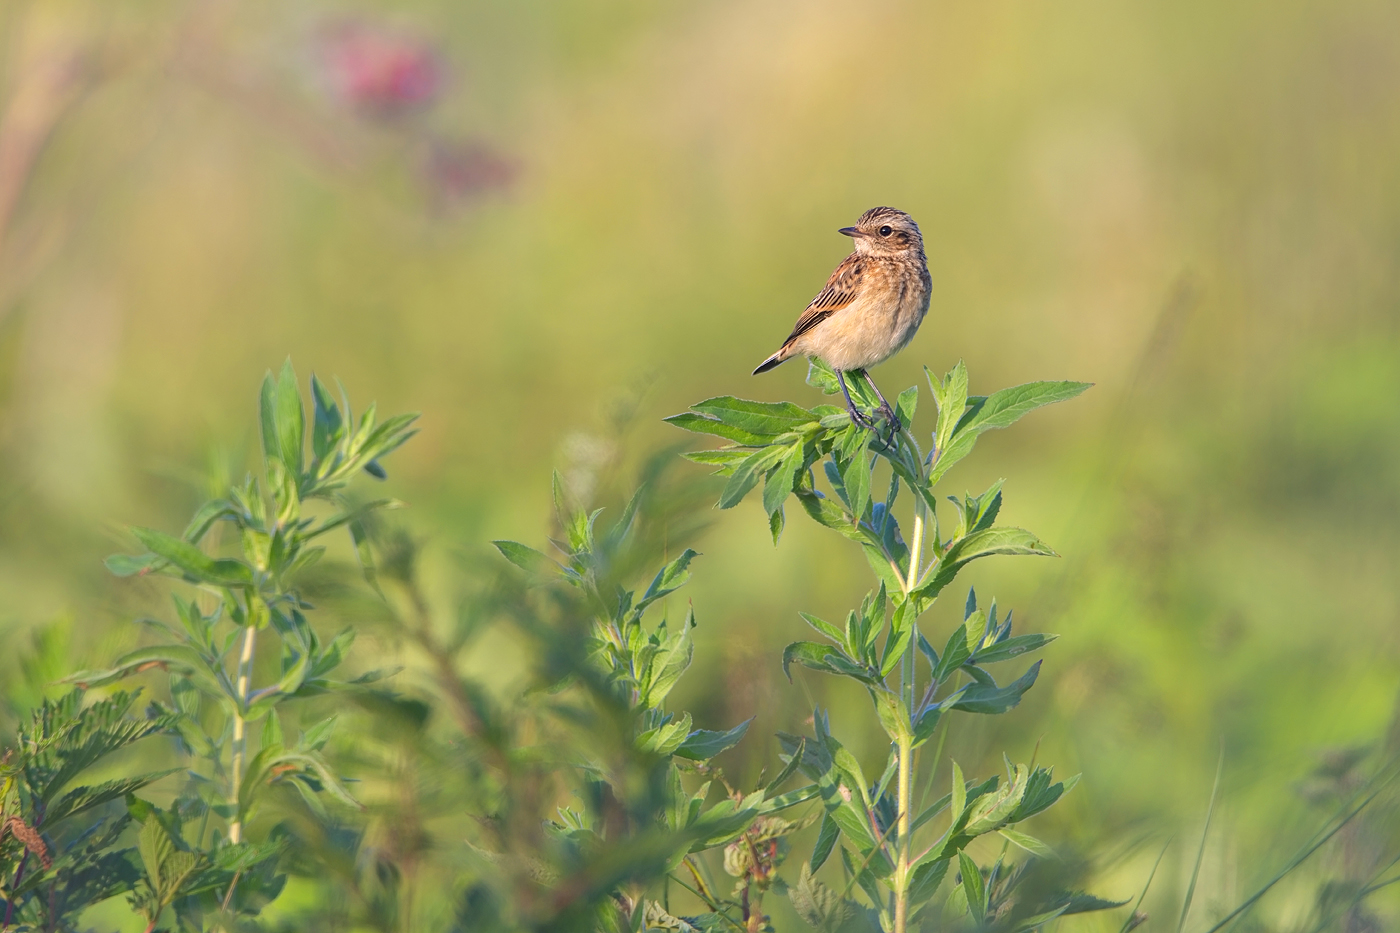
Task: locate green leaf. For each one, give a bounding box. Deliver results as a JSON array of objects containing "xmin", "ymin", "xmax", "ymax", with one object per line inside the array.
[
  {"xmin": 929, "ymin": 379, "xmax": 1091, "ymax": 484},
  {"xmin": 999, "ymin": 827, "xmax": 1055, "ymax": 859},
  {"xmin": 691, "ymin": 396, "xmax": 815, "ymax": 435},
  {"xmin": 955, "ymin": 379, "xmax": 1092, "ymax": 436},
  {"xmin": 950, "ymin": 761, "xmax": 967, "ymax": 825},
  {"xmin": 680, "ymin": 448, "xmax": 754, "ymax": 475},
  {"xmin": 781, "ymin": 641, "xmax": 877, "ymax": 685},
  {"xmin": 491, "ymin": 540, "xmax": 566, "ymax": 577},
  {"xmin": 215, "ymin": 838, "xmax": 287, "ymax": 873},
  {"xmin": 130, "ymin": 527, "xmax": 254, "ymax": 587},
  {"xmin": 806, "ymin": 358, "xmax": 842, "ymax": 395},
  {"xmin": 788, "ymin": 862, "xmax": 868, "ymax": 930},
  {"xmin": 301, "ymin": 716, "xmax": 337, "ymax": 752},
  {"xmin": 896, "ymin": 385, "xmax": 918, "ymax": 427},
  {"xmin": 182, "ymin": 498, "xmax": 235, "ymax": 544},
  {"xmin": 833, "ymin": 746, "xmax": 870, "ymax": 808},
  {"xmin": 769, "ymin": 505, "xmax": 785, "ymax": 544},
  {"xmin": 719, "ymin": 446, "xmax": 787, "ymax": 509},
  {"xmin": 105, "ymin": 553, "xmax": 163, "ymax": 577},
  {"xmin": 908, "ymin": 857, "xmax": 951, "ymax": 908},
  {"xmin": 271, "ymin": 359, "xmax": 305, "ymax": 475},
  {"xmin": 933, "ymin": 623, "xmax": 973, "ymax": 686},
  {"xmin": 959, "ymin": 852, "xmax": 986, "ymax": 926},
  {"xmin": 765, "ymin": 738, "xmax": 806, "ymax": 794},
  {"xmin": 756, "ymin": 784, "xmax": 820, "ymax": 814},
  {"xmin": 637, "ymin": 713, "xmax": 694, "ymax": 757},
  {"xmin": 674, "ymin": 719, "xmax": 750, "ymax": 760},
  {"xmin": 794, "ymin": 488, "xmax": 863, "ymax": 541},
  {"xmin": 62, "ymin": 644, "xmax": 224, "ymax": 695},
  {"xmin": 952, "ymin": 661, "xmax": 1042, "ymax": 714},
  {"xmin": 764, "ymin": 441, "xmax": 806, "ymax": 517},
  {"xmin": 933, "ymin": 361, "xmax": 969, "ymax": 456},
  {"xmin": 783, "ymin": 641, "xmax": 835, "ymax": 682},
  {"xmin": 260, "ymin": 372, "xmax": 279, "ymax": 479},
  {"xmin": 636, "ymin": 549, "xmax": 699, "ymax": 613},
  {"xmin": 639, "ymin": 611, "xmax": 695, "ymax": 708},
  {"xmin": 800, "ymin": 611, "xmax": 846, "ymax": 646},
  {"xmin": 310, "ymin": 374, "xmax": 344, "ymax": 460},
  {"xmin": 46, "ymin": 771, "xmax": 180, "ymax": 827},
  {"xmin": 842, "ymin": 435, "xmax": 872, "ymax": 521},
  {"xmin": 664, "ymin": 412, "xmax": 778, "ymax": 446},
  {"xmin": 879, "ymin": 600, "xmax": 918, "ymax": 678},
  {"xmin": 914, "ymin": 527, "xmax": 1057, "ymax": 601},
  {"xmin": 972, "ymin": 632, "xmax": 1058, "ymax": 665},
  {"xmin": 810, "ymin": 813, "xmax": 839, "ymax": 871},
  {"xmin": 1059, "ymin": 892, "xmax": 1132, "ymax": 914},
  {"xmin": 912, "ymin": 708, "xmax": 941, "ymax": 748},
  {"xmin": 873, "ymin": 689, "xmax": 910, "ymax": 741}
]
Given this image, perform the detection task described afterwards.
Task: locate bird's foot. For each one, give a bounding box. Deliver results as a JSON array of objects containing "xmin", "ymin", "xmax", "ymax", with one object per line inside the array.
[
  {"xmin": 879, "ymin": 402, "xmax": 901, "ymax": 435},
  {"xmin": 847, "ymin": 405, "xmax": 876, "ymax": 430},
  {"xmin": 876, "ymin": 403, "xmax": 901, "ymax": 445}
]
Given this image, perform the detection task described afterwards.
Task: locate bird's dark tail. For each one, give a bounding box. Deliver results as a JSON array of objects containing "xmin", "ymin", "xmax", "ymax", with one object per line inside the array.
[{"xmin": 752, "ymin": 350, "xmax": 788, "ymax": 375}]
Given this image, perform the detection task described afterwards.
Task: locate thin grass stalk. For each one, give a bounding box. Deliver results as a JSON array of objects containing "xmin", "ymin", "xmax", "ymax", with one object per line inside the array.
[
  {"xmin": 1119, "ymin": 840, "xmax": 1172, "ymax": 933},
  {"xmin": 1178, "ymin": 750, "xmax": 1224, "ymax": 933},
  {"xmin": 1200, "ymin": 779, "xmax": 1394, "ymax": 933}
]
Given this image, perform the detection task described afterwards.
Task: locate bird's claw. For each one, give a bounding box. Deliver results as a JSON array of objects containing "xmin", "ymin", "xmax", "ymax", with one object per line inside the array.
[
  {"xmin": 847, "ymin": 404, "xmax": 901, "ymax": 446},
  {"xmin": 878, "ymin": 405, "xmax": 901, "ymax": 446}
]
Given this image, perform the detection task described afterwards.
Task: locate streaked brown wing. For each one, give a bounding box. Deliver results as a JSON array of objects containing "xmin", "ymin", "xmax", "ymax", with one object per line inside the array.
[{"xmin": 781, "ymin": 253, "xmax": 864, "ymax": 346}]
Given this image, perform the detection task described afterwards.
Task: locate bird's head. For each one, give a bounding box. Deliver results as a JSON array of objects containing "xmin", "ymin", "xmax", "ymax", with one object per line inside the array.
[{"xmin": 839, "ymin": 206, "xmax": 924, "ymax": 257}]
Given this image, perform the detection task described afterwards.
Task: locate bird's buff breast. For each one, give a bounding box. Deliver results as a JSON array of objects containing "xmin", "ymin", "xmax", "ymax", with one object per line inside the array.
[{"xmin": 794, "ymin": 261, "xmax": 930, "ymax": 372}]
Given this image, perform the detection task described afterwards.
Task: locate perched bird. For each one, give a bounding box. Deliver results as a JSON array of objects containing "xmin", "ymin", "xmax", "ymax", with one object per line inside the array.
[{"xmin": 753, "ymin": 206, "xmax": 932, "ymax": 434}]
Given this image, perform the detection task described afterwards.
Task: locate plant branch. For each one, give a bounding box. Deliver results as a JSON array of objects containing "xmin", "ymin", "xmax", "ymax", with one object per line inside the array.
[{"xmin": 228, "ymin": 624, "xmax": 258, "ymax": 844}]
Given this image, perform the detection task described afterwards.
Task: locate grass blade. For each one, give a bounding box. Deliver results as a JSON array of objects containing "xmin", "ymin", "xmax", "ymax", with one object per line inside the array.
[
  {"xmin": 1119, "ymin": 838, "xmax": 1172, "ymax": 933},
  {"xmin": 1178, "ymin": 748, "xmax": 1224, "ymax": 933},
  {"xmin": 1200, "ymin": 761, "xmax": 1400, "ymax": 933}
]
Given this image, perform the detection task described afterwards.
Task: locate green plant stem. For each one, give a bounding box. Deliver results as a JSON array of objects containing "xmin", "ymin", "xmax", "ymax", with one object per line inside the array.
[
  {"xmin": 890, "ymin": 430, "xmax": 928, "ymax": 933},
  {"xmin": 903, "ymin": 501, "xmax": 924, "ymax": 718},
  {"xmin": 228, "ymin": 624, "xmax": 257, "ymax": 844},
  {"xmin": 894, "ymin": 731, "xmax": 913, "ymax": 933}
]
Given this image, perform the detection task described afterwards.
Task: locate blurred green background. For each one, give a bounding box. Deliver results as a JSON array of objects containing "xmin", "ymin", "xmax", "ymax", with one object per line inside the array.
[{"xmin": 4, "ymin": 0, "xmax": 1400, "ymax": 928}]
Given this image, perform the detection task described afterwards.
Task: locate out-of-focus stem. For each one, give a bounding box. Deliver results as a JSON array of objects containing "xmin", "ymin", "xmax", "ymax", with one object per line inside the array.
[
  {"xmin": 228, "ymin": 624, "xmax": 257, "ymax": 844},
  {"xmin": 0, "ymin": 44, "xmax": 87, "ymax": 257}
]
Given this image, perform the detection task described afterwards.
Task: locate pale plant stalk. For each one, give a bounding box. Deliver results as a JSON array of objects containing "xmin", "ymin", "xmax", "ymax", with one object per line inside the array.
[
  {"xmin": 893, "ymin": 437, "xmax": 928, "ymax": 933},
  {"xmin": 228, "ymin": 624, "xmax": 257, "ymax": 844}
]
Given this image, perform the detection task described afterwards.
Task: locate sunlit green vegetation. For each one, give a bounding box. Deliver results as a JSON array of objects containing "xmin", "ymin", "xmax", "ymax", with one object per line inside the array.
[{"xmin": 3, "ymin": 0, "xmax": 1400, "ymax": 930}]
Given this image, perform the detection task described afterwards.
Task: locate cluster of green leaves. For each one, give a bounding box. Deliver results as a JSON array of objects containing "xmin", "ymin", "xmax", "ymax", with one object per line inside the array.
[
  {"xmin": 41, "ymin": 360, "xmax": 417, "ymax": 931},
  {"xmin": 771, "ymin": 591, "xmax": 1102, "ymax": 932},
  {"xmin": 0, "ymin": 691, "xmax": 172, "ymax": 931},
  {"xmin": 491, "ymin": 478, "xmax": 823, "ymax": 931},
  {"xmin": 670, "ymin": 359, "xmax": 1118, "ymax": 932}
]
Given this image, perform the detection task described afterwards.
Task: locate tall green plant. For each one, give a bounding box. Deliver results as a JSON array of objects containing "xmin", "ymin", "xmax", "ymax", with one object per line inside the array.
[
  {"xmin": 60, "ymin": 360, "xmax": 417, "ymax": 930},
  {"xmin": 489, "ymin": 477, "xmax": 821, "ymax": 931},
  {"xmin": 670, "ymin": 360, "xmax": 1118, "ymax": 932}
]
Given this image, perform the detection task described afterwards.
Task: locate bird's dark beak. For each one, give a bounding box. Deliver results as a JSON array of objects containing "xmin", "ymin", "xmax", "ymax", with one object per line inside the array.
[{"xmin": 838, "ymin": 226, "xmax": 864, "ymax": 238}]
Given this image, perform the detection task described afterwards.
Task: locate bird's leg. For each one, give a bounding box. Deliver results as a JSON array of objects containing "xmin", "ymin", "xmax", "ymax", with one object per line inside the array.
[
  {"xmin": 859, "ymin": 370, "xmax": 902, "ymax": 439},
  {"xmin": 837, "ymin": 371, "xmax": 874, "ymax": 429}
]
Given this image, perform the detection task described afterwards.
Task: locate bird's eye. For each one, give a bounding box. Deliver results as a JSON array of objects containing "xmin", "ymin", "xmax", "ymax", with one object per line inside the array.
[{"xmin": 878, "ymin": 225, "xmax": 893, "ymax": 237}]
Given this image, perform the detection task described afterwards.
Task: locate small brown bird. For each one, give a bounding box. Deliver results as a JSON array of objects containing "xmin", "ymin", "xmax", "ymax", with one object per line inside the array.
[{"xmin": 753, "ymin": 206, "xmax": 932, "ymax": 433}]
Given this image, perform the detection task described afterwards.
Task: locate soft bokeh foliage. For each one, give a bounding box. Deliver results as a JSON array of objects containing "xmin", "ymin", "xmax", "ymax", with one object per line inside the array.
[{"xmin": 3, "ymin": 0, "xmax": 1400, "ymax": 930}]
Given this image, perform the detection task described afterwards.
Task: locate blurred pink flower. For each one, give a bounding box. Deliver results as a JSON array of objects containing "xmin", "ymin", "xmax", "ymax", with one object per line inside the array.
[
  {"xmin": 321, "ymin": 23, "xmax": 441, "ymax": 116},
  {"xmin": 423, "ymin": 140, "xmax": 517, "ymax": 204}
]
